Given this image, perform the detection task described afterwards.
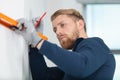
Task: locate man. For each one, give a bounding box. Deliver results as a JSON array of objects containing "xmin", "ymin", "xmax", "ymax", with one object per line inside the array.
[{"xmin": 17, "ymin": 9, "xmax": 115, "ymax": 80}]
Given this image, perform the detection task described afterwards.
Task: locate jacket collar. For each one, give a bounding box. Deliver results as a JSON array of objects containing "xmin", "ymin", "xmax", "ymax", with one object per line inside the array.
[{"xmin": 72, "ymin": 38, "xmax": 84, "ymax": 51}]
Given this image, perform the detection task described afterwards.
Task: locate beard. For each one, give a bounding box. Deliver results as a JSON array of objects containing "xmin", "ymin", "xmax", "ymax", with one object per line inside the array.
[
  {"xmin": 60, "ymin": 38, "xmax": 74, "ymax": 49},
  {"xmin": 59, "ymin": 32, "xmax": 79, "ymax": 50}
]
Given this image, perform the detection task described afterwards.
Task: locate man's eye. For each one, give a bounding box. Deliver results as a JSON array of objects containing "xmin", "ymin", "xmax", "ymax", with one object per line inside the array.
[
  {"xmin": 61, "ymin": 24, "xmax": 64, "ymax": 27},
  {"xmin": 53, "ymin": 27, "xmax": 56, "ymax": 33}
]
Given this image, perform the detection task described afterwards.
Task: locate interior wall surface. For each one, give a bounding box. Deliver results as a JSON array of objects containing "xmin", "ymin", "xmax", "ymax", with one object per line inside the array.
[{"xmin": 0, "ymin": 0, "xmax": 32, "ymax": 80}]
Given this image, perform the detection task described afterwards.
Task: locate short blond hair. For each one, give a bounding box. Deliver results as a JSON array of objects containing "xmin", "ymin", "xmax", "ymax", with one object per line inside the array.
[{"xmin": 51, "ymin": 9, "xmax": 86, "ymax": 32}]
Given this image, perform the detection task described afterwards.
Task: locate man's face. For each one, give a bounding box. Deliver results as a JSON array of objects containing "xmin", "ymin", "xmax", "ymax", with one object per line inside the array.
[{"xmin": 52, "ymin": 15, "xmax": 80, "ymax": 49}]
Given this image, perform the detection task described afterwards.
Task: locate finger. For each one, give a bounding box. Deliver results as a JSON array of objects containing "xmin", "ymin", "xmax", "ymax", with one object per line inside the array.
[
  {"xmin": 32, "ymin": 17, "xmax": 40, "ymax": 25},
  {"xmin": 17, "ymin": 18, "xmax": 26, "ymax": 30}
]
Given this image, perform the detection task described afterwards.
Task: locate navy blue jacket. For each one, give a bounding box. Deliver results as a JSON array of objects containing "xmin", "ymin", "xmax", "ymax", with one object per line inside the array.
[{"xmin": 29, "ymin": 37, "xmax": 115, "ymax": 80}]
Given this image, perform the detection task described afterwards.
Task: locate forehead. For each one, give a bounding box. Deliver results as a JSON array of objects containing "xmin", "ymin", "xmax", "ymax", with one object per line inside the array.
[{"xmin": 52, "ymin": 15, "xmax": 73, "ymax": 26}]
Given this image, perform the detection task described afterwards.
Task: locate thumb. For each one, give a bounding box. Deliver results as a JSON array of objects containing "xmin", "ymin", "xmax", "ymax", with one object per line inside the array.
[{"xmin": 35, "ymin": 20, "xmax": 43, "ymax": 34}]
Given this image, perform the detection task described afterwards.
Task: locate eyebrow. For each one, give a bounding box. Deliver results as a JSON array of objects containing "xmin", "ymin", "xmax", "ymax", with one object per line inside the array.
[{"xmin": 57, "ymin": 20, "xmax": 65, "ymax": 26}]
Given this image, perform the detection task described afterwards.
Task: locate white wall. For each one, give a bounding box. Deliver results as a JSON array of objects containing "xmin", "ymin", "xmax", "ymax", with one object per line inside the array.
[
  {"xmin": 0, "ymin": 0, "xmax": 32, "ymax": 80},
  {"xmin": 0, "ymin": 0, "xmax": 24, "ymax": 19},
  {"xmin": 24, "ymin": 0, "xmax": 46, "ymax": 20}
]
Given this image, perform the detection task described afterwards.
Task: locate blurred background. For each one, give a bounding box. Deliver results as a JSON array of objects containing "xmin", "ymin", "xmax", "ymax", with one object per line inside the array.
[{"xmin": 0, "ymin": 0, "xmax": 120, "ymax": 80}]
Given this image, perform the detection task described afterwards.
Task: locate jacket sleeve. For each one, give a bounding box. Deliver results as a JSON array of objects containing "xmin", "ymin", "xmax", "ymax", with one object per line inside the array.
[
  {"xmin": 29, "ymin": 47, "xmax": 64, "ymax": 80},
  {"xmin": 39, "ymin": 40, "xmax": 109, "ymax": 78}
]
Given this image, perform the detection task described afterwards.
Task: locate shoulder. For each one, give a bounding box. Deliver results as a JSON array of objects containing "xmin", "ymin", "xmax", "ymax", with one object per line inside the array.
[
  {"xmin": 80, "ymin": 37, "xmax": 106, "ymax": 47},
  {"xmin": 76, "ymin": 37, "xmax": 104, "ymax": 47},
  {"xmin": 84, "ymin": 37, "xmax": 104, "ymax": 43},
  {"xmin": 76, "ymin": 37, "xmax": 111, "ymax": 54}
]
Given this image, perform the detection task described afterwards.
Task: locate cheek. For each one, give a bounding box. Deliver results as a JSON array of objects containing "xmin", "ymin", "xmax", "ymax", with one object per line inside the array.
[
  {"xmin": 64, "ymin": 28, "xmax": 74, "ymax": 35},
  {"xmin": 67, "ymin": 24, "xmax": 79, "ymax": 34},
  {"xmin": 69, "ymin": 28, "xmax": 79, "ymax": 39}
]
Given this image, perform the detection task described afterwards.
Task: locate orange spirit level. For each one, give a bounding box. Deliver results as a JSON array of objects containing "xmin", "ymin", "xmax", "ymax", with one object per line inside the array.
[
  {"xmin": 0, "ymin": 12, "xmax": 19, "ymax": 30},
  {"xmin": 0, "ymin": 12, "xmax": 48, "ymax": 40}
]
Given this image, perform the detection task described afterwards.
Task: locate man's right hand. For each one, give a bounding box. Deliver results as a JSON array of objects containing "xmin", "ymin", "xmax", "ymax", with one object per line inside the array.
[{"xmin": 15, "ymin": 18, "xmax": 42, "ymax": 47}]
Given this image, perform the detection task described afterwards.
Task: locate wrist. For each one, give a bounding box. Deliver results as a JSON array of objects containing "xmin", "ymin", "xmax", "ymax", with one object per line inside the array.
[
  {"xmin": 32, "ymin": 31, "xmax": 42, "ymax": 47},
  {"xmin": 36, "ymin": 40, "xmax": 44, "ymax": 49}
]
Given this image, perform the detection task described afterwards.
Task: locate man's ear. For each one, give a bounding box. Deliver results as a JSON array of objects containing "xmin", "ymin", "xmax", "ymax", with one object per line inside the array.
[{"xmin": 77, "ymin": 19, "xmax": 84, "ymax": 31}]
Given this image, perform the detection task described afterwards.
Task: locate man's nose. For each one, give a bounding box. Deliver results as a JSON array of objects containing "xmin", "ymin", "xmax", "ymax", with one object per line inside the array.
[{"xmin": 56, "ymin": 27, "xmax": 62, "ymax": 35}]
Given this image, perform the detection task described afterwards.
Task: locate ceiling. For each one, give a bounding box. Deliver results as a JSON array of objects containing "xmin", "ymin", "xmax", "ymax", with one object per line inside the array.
[{"xmin": 76, "ymin": 0, "xmax": 120, "ymax": 4}]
